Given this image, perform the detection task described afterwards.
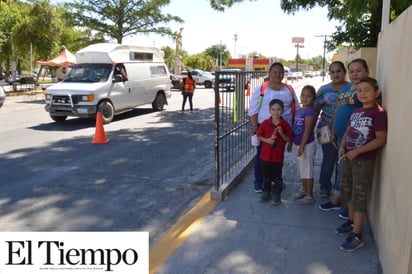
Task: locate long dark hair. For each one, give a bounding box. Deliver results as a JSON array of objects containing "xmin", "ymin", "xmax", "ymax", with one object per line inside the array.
[
  {"xmin": 348, "ymin": 58, "xmax": 369, "ymax": 73},
  {"xmin": 187, "ymin": 70, "xmax": 194, "ymax": 80},
  {"xmin": 329, "ymin": 61, "xmax": 346, "ymax": 73},
  {"xmin": 269, "ymin": 62, "xmax": 285, "ymax": 73}
]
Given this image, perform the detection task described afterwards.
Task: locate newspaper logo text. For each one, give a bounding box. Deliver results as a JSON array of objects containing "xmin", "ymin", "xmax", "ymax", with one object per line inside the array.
[{"xmin": 6, "ymin": 240, "xmax": 139, "ymax": 272}]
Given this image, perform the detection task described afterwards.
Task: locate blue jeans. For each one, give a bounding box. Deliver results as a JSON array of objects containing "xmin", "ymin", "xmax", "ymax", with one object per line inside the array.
[
  {"xmin": 319, "ymin": 142, "xmax": 338, "ymax": 193},
  {"xmin": 182, "ymin": 92, "xmax": 193, "ymax": 111},
  {"xmin": 254, "ymin": 144, "xmax": 263, "ymax": 190}
]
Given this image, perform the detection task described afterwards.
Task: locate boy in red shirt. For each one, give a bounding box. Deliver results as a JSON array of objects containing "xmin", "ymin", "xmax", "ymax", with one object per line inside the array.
[{"xmin": 257, "ymin": 99, "xmax": 293, "ymax": 205}]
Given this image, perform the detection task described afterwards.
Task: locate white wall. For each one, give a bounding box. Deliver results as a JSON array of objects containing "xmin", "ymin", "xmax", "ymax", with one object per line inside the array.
[{"xmin": 372, "ymin": 6, "xmax": 412, "ymax": 274}]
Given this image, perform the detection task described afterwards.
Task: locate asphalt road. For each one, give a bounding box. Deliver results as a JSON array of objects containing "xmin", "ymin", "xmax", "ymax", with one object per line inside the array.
[{"xmin": 0, "ymin": 87, "xmax": 216, "ymax": 246}]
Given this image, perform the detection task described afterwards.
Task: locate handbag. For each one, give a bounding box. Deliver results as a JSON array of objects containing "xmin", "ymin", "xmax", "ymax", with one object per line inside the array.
[{"xmin": 317, "ymin": 126, "xmax": 331, "ymax": 145}]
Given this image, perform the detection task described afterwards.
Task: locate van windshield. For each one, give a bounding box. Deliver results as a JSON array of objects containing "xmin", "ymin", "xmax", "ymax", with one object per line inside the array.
[{"xmin": 64, "ymin": 64, "xmax": 112, "ymax": 83}]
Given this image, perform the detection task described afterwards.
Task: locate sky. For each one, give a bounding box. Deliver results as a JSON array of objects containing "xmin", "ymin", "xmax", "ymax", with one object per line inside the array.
[{"xmin": 124, "ymin": 0, "xmax": 341, "ymax": 60}]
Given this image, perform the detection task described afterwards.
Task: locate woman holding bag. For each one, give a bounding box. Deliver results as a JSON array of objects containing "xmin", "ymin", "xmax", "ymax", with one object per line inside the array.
[{"xmin": 314, "ymin": 61, "xmax": 351, "ymax": 198}]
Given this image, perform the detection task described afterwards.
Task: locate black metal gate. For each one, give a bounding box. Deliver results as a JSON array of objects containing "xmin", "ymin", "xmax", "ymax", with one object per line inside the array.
[{"xmin": 213, "ymin": 70, "xmax": 267, "ymax": 200}]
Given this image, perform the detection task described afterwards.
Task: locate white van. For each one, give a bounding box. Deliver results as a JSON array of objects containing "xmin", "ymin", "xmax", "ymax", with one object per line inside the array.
[{"xmin": 44, "ymin": 43, "xmax": 171, "ymax": 124}]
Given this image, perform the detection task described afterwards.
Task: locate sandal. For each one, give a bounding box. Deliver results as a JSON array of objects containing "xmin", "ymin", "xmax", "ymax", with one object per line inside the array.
[
  {"xmin": 296, "ymin": 197, "xmax": 315, "ymax": 205},
  {"xmin": 294, "ymin": 191, "xmax": 306, "ymax": 200}
]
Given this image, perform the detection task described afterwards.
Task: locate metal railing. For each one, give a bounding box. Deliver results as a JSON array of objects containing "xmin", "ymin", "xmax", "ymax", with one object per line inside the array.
[{"xmin": 214, "ymin": 71, "xmax": 267, "ymax": 192}]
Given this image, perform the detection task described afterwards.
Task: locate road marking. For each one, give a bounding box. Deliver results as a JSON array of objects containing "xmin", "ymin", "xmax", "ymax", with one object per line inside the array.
[{"xmin": 149, "ymin": 191, "xmax": 217, "ymax": 274}]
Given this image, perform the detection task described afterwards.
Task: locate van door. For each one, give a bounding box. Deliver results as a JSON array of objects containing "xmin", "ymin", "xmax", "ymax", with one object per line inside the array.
[
  {"xmin": 109, "ymin": 64, "xmax": 133, "ymax": 111},
  {"xmin": 125, "ymin": 63, "xmax": 151, "ymax": 107}
]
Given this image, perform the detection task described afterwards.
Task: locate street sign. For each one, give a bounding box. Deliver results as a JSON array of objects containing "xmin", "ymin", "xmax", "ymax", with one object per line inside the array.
[
  {"xmin": 294, "ymin": 45, "xmax": 304, "ymax": 48},
  {"xmin": 292, "ymin": 37, "xmax": 305, "ymax": 43}
]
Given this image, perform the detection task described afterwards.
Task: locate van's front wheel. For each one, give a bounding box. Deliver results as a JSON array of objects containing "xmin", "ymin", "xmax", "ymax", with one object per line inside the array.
[
  {"xmin": 152, "ymin": 93, "xmax": 166, "ymax": 111},
  {"xmin": 97, "ymin": 100, "xmax": 114, "ymax": 124}
]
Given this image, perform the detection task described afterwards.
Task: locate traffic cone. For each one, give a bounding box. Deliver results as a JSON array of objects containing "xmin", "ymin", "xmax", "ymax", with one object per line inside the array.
[{"xmin": 92, "ymin": 112, "xmax": 109, "ymax": 144}]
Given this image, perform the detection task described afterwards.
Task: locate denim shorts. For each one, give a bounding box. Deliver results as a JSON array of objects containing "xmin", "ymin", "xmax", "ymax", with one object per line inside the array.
[{"xmin": 340, "ymin": 158, "xmax": 376, "ymax": 212}]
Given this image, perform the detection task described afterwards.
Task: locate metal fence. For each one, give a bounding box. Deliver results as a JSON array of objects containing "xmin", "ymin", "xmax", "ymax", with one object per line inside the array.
[{"xmin": 213, "ymin": 70, "xmax": 267, "ymax": 194}]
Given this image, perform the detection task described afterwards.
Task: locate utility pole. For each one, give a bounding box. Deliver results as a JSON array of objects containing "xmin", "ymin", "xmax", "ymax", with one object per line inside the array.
[
  {"xmin": 292, "ymin": 37, "xmax": 304, "ymax": 73},
  {"xmin": 315, "ymin": 34, "xmax": 331, "ymax": 81}
]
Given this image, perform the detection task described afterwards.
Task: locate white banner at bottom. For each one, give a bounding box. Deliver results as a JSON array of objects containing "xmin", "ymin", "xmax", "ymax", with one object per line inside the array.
[{"xmin": 0, "ymin": 232, "xmax": 148, "ymax": 274}]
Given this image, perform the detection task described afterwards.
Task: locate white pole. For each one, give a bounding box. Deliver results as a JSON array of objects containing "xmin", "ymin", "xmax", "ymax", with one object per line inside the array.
[
  {"xmin": 219, "ymin": 40, "xmax": 222, "ymax": 71},
  {"xmin": 381, "ymin": 0, "xmax": 390, "ymax": 31},
  {"xmin": 30, "ymin": 43, "xmax": 33, "ymax": 74}
]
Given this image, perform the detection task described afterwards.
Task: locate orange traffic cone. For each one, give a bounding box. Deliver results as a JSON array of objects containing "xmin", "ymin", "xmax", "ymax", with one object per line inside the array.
[{"xmin": 92, "ymin": 112, "xmax": 109, "ymax": 144}]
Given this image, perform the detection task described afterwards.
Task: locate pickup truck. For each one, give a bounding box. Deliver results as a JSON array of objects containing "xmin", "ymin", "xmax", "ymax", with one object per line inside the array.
[{"xmin": 184, "ymin": 69, "xmax": 214, "ymax": 88}]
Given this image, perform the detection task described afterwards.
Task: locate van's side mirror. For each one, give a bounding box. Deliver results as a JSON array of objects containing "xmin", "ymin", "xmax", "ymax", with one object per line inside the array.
[{"xmin": 113, "ymin": 75, "xmax": 123, "ymax": 83}]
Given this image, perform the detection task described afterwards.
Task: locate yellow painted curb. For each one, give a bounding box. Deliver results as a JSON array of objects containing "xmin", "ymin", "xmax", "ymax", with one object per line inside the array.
[{"xmin": 149, "ymin": 191, "xmax": 217, "ymax": 274}]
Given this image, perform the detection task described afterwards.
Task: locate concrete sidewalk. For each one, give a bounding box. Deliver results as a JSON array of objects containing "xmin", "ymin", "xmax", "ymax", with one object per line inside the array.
[{"xmin": 155, "ymin": 145, "xmax": 381, "ymax": 274}]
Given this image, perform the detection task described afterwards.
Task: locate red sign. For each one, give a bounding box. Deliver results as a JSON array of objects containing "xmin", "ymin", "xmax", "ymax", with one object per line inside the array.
[
  {"xmin": 228, "ymin": 58, "xmax": 246, "ymax": 64},
  {"xmin": 292, "ymin": 37, "xmax": 305, "ymax": 44},
  {"xmin": 252, "ymin": 58, "xmax": 270, "ymax": 65}
]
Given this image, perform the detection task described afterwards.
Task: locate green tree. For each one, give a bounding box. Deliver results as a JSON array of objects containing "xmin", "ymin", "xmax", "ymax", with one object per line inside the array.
[
  {"xmin": 0, "ymin": 3, "xmax": 23, "ymax": 73},
  {"xmin": 209, "ymin": 0, "xmax": 412, "ymax": 49},
  {"xmin": 13, "ymin": 1, "xmax": 63, "ymax": 62},
  {"xmin": 161, "ymin": 45, "xmax": 175, "ymax": 71},
  {"xmin": 58, "ymin": 3, "xmax": 106, "ymax": 53},
  {"xmin": 183, "ymin": 54, "xmax": 206, "ymax": 71},
  {"xmin": 308, "ymin": 55, "xmax": 325, "ymax": 71},
  {"xmin": 204, "ymin": 44, "xmax": 230, "ymax": 70},
  {"xmin": 69, "ymin": 0, "xmax": 184, "ymax": 44}
]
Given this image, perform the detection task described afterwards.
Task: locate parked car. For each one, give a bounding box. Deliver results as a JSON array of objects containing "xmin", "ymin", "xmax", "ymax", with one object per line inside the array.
[
  {"xmin": 0, "ymin": 85, "xmax": 6, "ymax": 108},
  {"xmin": 305, "ymin": 71, "xmax": 316, "ymax": 78},
  {"xmin": 170, "ymin": 73, "xmax": 183, "ymax": 90},
  {"xmin": 287, "ymin": 70, "xmax": 303, "ymax": 80},
  {"xmin": 287, "ymin": 71, "xmax": 299, "ymax": 80},
  {"xmin": 189, "ymin": 69, "xmax": 214, "ymax": 88},
  {"xmin": 218, "ymin": 73, "xmax": 236, "ymax": 91}
]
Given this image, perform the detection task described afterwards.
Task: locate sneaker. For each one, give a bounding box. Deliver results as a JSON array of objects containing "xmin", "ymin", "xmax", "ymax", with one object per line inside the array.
[
  {"xmin": 258, "ymin": 192, "xmax": 270, "ymax": 203},
  {"xmin": 271, "ymin": 195, "xmax": 281, "ymax": 206},
  {"xmin": 296, "ymin": 196, "xmax": 315, "ymax": 205},
  {"xmin": 254, "ymin": 189, "xmax": 263, "ymax": 193},
  {"xmin": 294, "ymin": 191, "xmax": 306, "ymax": 200},
  {"xmin": 320, "ymin": 190, "xmax": 330, "ymax": 198},
  {"xmin": 335, "ymin": 220, "xmax": 353, "ymax": 235},
  {"xmin": 319, "ymin": 201, "xmax": 342, "ymax": 212},
  {"xmin": 339, "ymin": 208, "xmax": 350, "ymax": 220},
  {"xmin": 339, "ymin": 232, "xmax": 364, "ymax": 252}
]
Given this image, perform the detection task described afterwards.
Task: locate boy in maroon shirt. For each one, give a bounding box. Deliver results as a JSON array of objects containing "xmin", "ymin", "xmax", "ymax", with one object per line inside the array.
[{"xmin": 335, "ymin": 77, "xmax": 388, "ymax": 252}]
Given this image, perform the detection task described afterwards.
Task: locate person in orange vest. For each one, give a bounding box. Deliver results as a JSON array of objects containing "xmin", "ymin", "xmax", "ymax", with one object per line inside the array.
[{"xmin": 181, "ymin": 71, "xmax": 196, "ymax": 112}]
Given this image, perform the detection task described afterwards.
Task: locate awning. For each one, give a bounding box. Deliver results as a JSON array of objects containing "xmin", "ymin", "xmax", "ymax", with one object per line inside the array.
[{"xmin": 36, "ymin": 48, "xmax": 77, "ymax": 67}]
